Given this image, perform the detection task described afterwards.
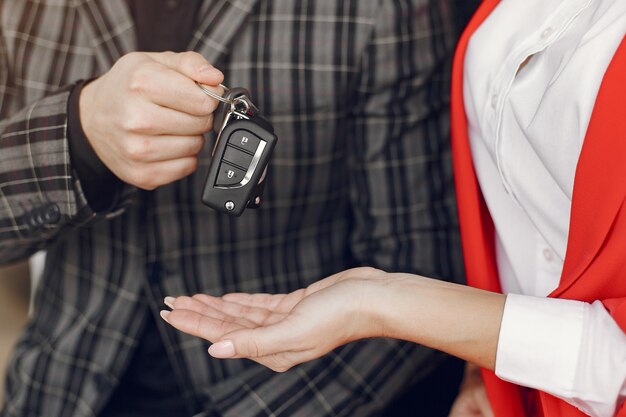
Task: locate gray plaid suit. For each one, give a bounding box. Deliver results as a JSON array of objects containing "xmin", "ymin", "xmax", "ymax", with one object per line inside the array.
[{"xmin": 0, "ymin": 1, "xmax": 465, "ymax": 416}]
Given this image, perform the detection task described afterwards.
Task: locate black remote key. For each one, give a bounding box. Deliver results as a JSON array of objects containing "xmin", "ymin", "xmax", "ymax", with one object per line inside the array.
[{"xmin": 199, "ymin": 85, "xmax": 278, "ymax": 216}]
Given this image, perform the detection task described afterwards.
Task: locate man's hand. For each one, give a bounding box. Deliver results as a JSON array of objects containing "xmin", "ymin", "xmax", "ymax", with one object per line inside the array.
[
  {"xmin": 79, "ymin": 51, "xmax": 224, "ymax": 190},
  {"xmin": 448, "ymin": 364, "xmax": 494, "ymax": 417},
  {"xmin": 161, "ymin": 267, "xmax": 386, "ymax": 372}
]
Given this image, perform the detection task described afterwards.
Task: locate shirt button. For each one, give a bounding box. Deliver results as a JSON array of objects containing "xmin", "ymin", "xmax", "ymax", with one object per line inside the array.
[
  {"xmin": 542, "ymin": 248, "xmax": 554, "ymax": 262},
  {"xmin": 540, "ymin": 27, "xmax": 553, "ymax": 40},
  {"xmin": 490, "ymin": 93, "xmax": 498, "ymax": 109}
]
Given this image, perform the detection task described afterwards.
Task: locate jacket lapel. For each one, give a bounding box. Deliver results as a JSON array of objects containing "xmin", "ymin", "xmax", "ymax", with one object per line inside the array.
[
  {"xmin": 189, "ymin": 0, "xmax": 261, "ymax": 64},
  {"xmin": 75, "ymin": 0, "xmax": 137, "ymax": 73},
  {"xmin": 552, "ymin": 35, "xmax": 626, "ymax": 297},
  {"xmin": 75, "ymin": 0, "xmax": 260, "ymax": 72}
]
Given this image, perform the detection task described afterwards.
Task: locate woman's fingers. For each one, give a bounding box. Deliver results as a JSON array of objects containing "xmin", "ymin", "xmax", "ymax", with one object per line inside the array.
[
  {"xmin": 191, "ymin": 294, "xmax": 274, "ymax": 325},
  {"xmin": 474, "ymin": 386, "xmax": 494, "ymax": 417},
  {"xmin": 448, "ymin": 365, "xmax": 494, "ymax": 417},
  {"xmin": 161, "ymin": 309, "xmax": 244, "ymax": 342},
  {"xmin": 173, "ymin": 296, "xmax": 263, "ymax": 328},
  {"xmin": 163, "ymin": 307, "xmax": 307, "ymax": 367},
  {"xmin": 221, "ymin": 291, "xmax": 307, "ymax": 314},
  {"xmin": 221, "ymin": 293, "xmax": 282, "ymax": 309}
]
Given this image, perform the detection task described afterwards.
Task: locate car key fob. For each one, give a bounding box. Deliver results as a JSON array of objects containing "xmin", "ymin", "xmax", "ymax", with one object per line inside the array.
[{"xmin": 199, "ymin": 85, "xmax": 278, "ymax": 216}]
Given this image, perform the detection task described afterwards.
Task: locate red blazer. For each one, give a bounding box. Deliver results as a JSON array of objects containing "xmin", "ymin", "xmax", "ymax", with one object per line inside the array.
[{"xmin": 451, "ymin": 1, "xmax": 626, "ymax": 417}]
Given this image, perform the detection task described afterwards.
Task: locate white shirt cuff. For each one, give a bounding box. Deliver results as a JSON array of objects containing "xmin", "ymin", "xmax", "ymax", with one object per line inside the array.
[
  {"xmin": 495, "ymin": 293, "xmax": 585, "ymax": 396},
  {"xmin": 495, "ymin": 294, "xmax": 626, "ymax": 417}
]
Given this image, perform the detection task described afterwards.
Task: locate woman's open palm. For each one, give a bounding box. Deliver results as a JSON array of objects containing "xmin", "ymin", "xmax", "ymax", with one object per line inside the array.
[{"xmin": 161, "ymin": 267, "xmax": 383, "ymax": 372}]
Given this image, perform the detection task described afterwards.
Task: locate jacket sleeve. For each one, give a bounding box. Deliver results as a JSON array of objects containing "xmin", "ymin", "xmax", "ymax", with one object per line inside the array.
[{"xmin": 0, "ymin": 33, "xmax": 133, "ymax": 265}]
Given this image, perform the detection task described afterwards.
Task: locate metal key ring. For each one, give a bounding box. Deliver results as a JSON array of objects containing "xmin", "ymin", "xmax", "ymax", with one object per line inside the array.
[
  {"xmin": 232, "ymin": 96, "xmax": 250, "ymax": 114},
  {"xmin": 196, "ymin": 82, "xmax": 231, "ymax": 104}
]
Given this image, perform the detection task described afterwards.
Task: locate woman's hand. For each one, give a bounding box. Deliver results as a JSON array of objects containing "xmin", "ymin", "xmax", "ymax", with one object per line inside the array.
[
  {"xmin": 160, "ymin": 267, "xmax": 387, "ymax": 372},
  {"xmin": 448, "ymin": 364, "xmax": 494, "ymax": 417},
  {"xmin": 162, "ymin": 267, "xmax": 505, "ymax": 372}
]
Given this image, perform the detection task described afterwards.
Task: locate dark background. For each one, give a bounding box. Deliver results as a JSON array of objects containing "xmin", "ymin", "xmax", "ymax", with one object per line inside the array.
[{"xmin": 454, "ymin": 0, "xmax": 482, "ymax": 33}]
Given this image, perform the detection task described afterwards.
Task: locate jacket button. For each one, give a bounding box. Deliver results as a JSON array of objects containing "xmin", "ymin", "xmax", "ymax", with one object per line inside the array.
[
  {"xmin": 42, "ymin": 203, "xmax": 61, "ymax": 224},
  {"xmin": 33, "ymin": 208, "xmax": 46, "ymax": 225},
  {"xmin": 26, "ymin": 212, "xmax": 40, "ymax": 229}
]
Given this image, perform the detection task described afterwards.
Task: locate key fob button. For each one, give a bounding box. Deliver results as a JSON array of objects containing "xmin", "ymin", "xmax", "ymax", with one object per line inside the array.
[
  {"xmin": 223, "ymin": 146, "xmax": 254, "ymax": 170},
  {"xmin": 216, "ymin": 163, "xmax": 246, "ymax": 187},
  {"xmin": 227, "ymin": 130, "xmax": 261, "ymax": 153}
]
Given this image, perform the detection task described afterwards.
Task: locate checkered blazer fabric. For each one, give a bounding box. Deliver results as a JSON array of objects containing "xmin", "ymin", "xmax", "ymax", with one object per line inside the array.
[{"xmin": 0, "ymin": 1, "xmax": 465, "ymax": 416}]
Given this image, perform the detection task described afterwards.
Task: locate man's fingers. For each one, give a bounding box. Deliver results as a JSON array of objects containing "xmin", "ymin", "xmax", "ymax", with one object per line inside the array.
[
  {"xmin": 131, "ymin": 66, "xmax": 222, "ymax": 116},
  {"xmin": 124, "ymin": 104, "xmax": 214, "ymax": 136},
  {"xmin": 146, "ymin": 51, "xmax": 224, "ymax": 85},
  {"xmin": 124, "ymin": 157, "xmax": 198, "ymax": 190},
  {"xmin": 122, "ymin": 135, "xmax": 205, "ymax": 163}
]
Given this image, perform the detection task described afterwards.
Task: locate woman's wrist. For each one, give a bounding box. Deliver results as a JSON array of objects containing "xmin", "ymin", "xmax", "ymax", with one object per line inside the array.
[
  {"xmin": 345, "ymin": 271, "xmax": 421, "ymax": 341},
  {"xmin": 359, "ymin": 273, "xmax": 506, "ymax": 370},
  {"xmin": 336, "ymin": 268, "xmax": 397, "ymax": 341},
  {"xmin": 370, "ymin": 273, "xmax": 434, "ymax": 341}
]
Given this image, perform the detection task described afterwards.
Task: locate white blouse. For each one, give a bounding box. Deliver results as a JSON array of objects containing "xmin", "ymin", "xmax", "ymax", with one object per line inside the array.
[{"xmin": 463, "ymin": 0, "xmax": 626, "ymax": 415}]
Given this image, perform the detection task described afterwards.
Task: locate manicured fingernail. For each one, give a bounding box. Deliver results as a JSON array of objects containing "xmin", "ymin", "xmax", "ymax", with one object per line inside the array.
[
  {"xmin": 164, "ymin": 296, "xmax": 176, "ymax": 309},
  {"xmin": 209, "ymin": 341, "xmax": 235, "ymax": 358},
  {"xmin": 160, "ymin": 310, "xmax": 171, "ymax": 322}
]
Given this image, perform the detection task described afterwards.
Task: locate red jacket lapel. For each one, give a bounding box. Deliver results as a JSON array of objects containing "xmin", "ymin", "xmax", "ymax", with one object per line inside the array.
[
  {"xmin": 540, "ymin": 34, "xmax": 626, "ymax": 417},
  {"xmin": 552, "ymin": 35, "xmax": 626, "ymax": 299}
]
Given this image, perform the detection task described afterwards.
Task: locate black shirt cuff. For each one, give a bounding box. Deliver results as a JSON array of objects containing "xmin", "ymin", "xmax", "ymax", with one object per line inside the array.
[{"xmin": 67, "ymin": 80, "xmax": 124, "ymax": 212}]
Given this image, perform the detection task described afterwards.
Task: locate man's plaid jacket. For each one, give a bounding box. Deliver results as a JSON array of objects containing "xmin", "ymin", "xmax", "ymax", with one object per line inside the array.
[{"xmin": 0, "ymin": 1, "xmax": 465, "ymax": 416}]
